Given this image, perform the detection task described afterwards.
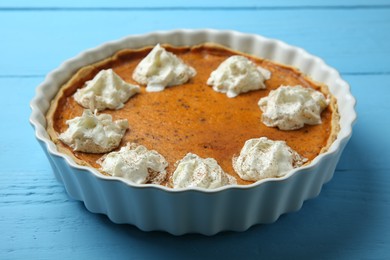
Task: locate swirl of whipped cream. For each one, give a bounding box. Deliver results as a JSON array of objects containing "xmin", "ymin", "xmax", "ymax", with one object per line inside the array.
[
  {"xmin": 207, "ymin": 55, "xmax": 271, "ymax": 98},
  {"xmin": 59, "ymin": 109, "xmax": 128, "ymax": 153},
  {"xmin": 74, "ymin": 69, "xmax": 140, "ymax": 111},
  {"xmin": 132, "ymin": 44, "xmax": 196, "ymax": 92},
  {"xmin": 98, "ymin": 143, "xmax": 168, "ymax": 185},
  {"xmin": 258, "ymin": 85, "xmax": 329, "ymax": 130},
  {"xmin": 233, "ymin": 137, "xmax": 307, "ymax": 181},
  {"xmin": 172, "ymin": 153, "xmax": 236, "ymax": 189}
]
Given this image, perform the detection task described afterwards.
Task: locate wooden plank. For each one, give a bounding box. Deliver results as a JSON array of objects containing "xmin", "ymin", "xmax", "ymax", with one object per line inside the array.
[
  {"xmin": 0, "ymin": 73, "xmax": 388, "ymax": 195},
  {"xmin": 336, "ymin": 74, "xmax": 390, "ymax": 171},
  {"xmin": 1, "ymin": 75, "xmax": 389, "ymax": 173},
  {"xmin": 0, "ymin": 8, "xmax": 389, "ymax": 76},
  {"xmin": 1, "ymin": 168, "xmax": 389, "ymax": 258},
  {"xmin": 0, "ymin": 77, "xmax": 46, "ymax": 172},
  {"xmin": 1, "ymin": 0, "xmax": 389, "ymax": 8},
  {"xmin": 0, "ymin": 68, "xmax": 386, "ymax": 184}
]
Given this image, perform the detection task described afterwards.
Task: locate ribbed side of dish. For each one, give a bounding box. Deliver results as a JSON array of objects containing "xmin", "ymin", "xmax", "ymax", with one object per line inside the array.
[{"xmin": 30, "ymin": 29, "xmax": 356, "ymax": 235}]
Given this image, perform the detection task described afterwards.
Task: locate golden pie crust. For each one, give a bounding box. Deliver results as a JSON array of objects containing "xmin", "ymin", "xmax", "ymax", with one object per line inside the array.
[{"xmin": 46, "ymin": 43, "xmax": 340, "ymax": 186}]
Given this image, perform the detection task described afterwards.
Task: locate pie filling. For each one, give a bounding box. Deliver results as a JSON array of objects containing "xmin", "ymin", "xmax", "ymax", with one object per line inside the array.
[{"xmin": 46, "ymin": 43, "xmax": 339, "ymax": 187}]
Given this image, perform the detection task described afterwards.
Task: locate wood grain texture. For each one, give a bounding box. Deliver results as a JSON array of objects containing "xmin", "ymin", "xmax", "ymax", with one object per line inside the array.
[
  {"xmin": 1, "ymin": 8, "xmax": 390, "ymax": 76},
  {"xmin": 1, "ymin": 1, "xmax": 390, "ymax": 259}
]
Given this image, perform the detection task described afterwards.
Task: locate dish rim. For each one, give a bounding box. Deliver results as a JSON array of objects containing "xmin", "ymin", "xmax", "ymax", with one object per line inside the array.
[{"xmin": 29, "ymin": 28, "xmax": 357, "ymax": 194}]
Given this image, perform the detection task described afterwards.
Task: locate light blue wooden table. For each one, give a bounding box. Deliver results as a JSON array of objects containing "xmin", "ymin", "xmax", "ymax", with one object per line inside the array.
[{"xmin": 1, "ymin": 1, "xmax": 389, "ymax": 259}]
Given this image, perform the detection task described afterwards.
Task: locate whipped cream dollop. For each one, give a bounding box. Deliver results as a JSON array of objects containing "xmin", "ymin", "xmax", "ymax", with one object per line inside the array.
[
  {"xmin": 74, "ymin": 69, "xmax": 140, "ymax": 111},
  {"xmin": 59, "ymin": 109, "xmax": 128, "ymax": 153},
  {"xmin": 258, "ymin": 85, "xmax": 329, "ymax": 130},
  {"xmin": 207, "ymin": 55, "xmax": 271, "ymax": 98},
  {"xmin": 172, "ymin": 153, "xmax": 236, "ymax": 189},
  {"xmin": 132, "ymin": 44, "xmax": 196, "ymax": 92},
  {"xmin": 98, "ymin": 143, "xmax": 168, "ymax": 184},
  {"xmin": 233, "ymin": 137, "xmax": 307, "ymax": 181}
]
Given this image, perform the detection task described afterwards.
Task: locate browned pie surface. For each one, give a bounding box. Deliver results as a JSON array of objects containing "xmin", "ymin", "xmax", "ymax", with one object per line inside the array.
[{"xmin": 47, "ymin": 44, "xmax": 338, "ymax": 186}]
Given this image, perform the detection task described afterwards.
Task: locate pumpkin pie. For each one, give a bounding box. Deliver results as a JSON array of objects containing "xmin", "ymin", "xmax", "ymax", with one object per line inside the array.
[{"xmin": 46, "ymin": 43, "xmax": 339, "ymax": 187}]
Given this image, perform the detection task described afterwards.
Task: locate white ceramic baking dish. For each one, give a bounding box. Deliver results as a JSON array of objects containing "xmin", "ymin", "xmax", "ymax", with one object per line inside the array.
[{"xmin": 30, "ymin": 29, "xmax": 356, "ymax": 235}]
